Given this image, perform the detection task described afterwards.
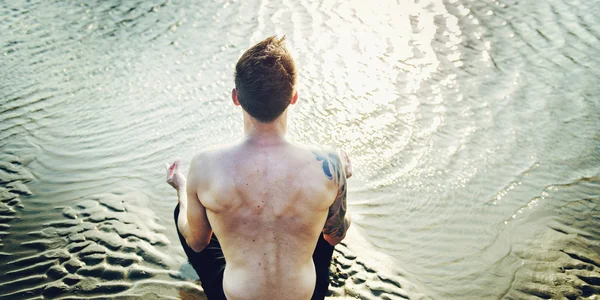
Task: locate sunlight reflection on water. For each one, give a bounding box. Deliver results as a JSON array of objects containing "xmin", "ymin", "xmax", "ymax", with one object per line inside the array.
[{"xmin": 1, "ymin": 0, "xmax": 599, "ymax": 298}]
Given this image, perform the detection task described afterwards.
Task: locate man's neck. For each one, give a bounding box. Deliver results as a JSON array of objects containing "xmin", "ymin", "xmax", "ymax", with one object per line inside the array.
[{"xmin": 243, "ymin": 111, "xmax": 288, "ymax": 145}]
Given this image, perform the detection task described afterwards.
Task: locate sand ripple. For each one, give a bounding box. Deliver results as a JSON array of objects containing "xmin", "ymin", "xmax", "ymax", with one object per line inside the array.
[
  {"xmin": 329, "ymin": 244, "xmax": 414, "ymax": 299},
  {"xmin": 0, "ymin": 153, "xmax": 30, "ymax": 250},
  {"xmin": 502, "ymin": 178, "xmax": 600, "ymax": 299},
  {"xmin": 0, "ymin": 154, "xmax": 411, "ymax": 299},
  {"xmin": 0, "ymin": 157, "xmax": 190, "ymax": 299}
]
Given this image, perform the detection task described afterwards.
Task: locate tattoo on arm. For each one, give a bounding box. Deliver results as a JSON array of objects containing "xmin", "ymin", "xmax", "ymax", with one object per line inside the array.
[{"xmin": 313, "ymin": 151, "xmax": 349, "ymax": 238}]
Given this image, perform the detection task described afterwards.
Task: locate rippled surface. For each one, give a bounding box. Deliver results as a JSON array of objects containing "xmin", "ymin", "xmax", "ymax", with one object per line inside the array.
[{"xmin": 1, "ymin": 0, "xmax": 599, "ymax": 299}]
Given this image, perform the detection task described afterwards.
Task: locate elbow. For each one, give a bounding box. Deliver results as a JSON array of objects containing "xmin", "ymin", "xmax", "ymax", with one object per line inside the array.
[
  {"xmin": 323, "ymin": 233, "xmax": 345, "ymax": 246},
  {"xmin": 323, "ymin": 234, "xmax": 344, "ymax": 246},
  {"xmin": 186, "ymin": 237, "xmax": 210, "ymax": 253},
  {"xmin": 324, "ymin": 218, "xmax": 351, "ymax": 246}
]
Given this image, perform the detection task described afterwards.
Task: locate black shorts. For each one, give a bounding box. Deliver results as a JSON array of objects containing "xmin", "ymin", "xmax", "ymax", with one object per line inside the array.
[{"xmin": 174, "ymin": 204, "xmax": 335, "ymax": 300}]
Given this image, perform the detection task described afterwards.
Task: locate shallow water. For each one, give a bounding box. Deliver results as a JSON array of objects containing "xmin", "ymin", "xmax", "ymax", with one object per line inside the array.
[{"xmin": 1, "ymin": 0, "xmax": 599, "ymax": 299}]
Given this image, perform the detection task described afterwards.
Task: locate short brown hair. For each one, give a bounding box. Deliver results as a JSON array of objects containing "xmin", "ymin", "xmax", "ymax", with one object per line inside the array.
[{"xmin": 234, "ymin": 36, "xmax": 297, "ymax": 123}]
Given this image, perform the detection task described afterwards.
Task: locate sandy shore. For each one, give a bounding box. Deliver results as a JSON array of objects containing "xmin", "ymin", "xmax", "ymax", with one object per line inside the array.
[
  {"xmin": 1, "ymin": 152, "xmax": 599, "ymax": 299},
  {"xmin": 0, "ymin": 152, "xmax": 415, "ymax": 299}
]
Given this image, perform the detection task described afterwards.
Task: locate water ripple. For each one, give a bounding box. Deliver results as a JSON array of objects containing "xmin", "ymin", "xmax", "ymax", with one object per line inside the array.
[{"xmin": 1, "ymin": 0, "xmax": 599, "ymax": 298}]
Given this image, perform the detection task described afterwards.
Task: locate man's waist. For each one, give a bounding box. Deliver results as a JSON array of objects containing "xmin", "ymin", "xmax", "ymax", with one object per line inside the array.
[{"xmin": 222, "ymin": 263, "xmax": 316, "ymax": 300}]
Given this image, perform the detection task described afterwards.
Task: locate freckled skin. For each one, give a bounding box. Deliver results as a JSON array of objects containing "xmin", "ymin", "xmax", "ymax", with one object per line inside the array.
[{"xmin": 187, "ymin": 141, "xmax": 348, "ymax": 300}]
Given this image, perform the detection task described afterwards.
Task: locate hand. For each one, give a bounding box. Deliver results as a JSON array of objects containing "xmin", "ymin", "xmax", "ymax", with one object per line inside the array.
[
  {"xmin": 339, "ymin": 150, "xmax": 352, "ymax": 179},
  {"xmin": 166, "ymin": 159, "xmax": 187, "ymax": 191}
]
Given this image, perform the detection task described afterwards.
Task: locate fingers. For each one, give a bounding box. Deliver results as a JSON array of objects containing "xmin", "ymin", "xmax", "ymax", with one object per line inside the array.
[
  {"xmin": 346, "ymin": 161, "xmax": 352, "ymax": 179},
  {"xmin": 165, "ymin": 163, "xmax": 172, "ymax": 179},
  {"xmin": 166, "ymin": 161, "xmax": 177, "ymax": 179},
  {"xmin": 174, "ymin": 159, "xmax": 181, "ymax": 173},
  {"xmin": 165, "ymin": 159, "xmax": 185, "ymax": 190},
  {"xmin": 165, "ymin": 159, "xmax": 182, "ymax": 180},
  {"xmin": 339, "ymin": 150, "xmax": 352, "ymax": 179}
]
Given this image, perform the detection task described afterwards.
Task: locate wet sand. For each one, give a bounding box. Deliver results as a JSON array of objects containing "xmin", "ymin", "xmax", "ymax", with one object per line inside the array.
[
  {"xmin": 500, "ymin": 178, "xmax": 600, "ymax": 299},
  {"xmin": 0, "ymin": 153, "xmax": 193, "ymax": 299},
  {"xmin": 1, "ymin": 152, "xmax": 598, "ymax": 299},
  {"xmin": 0, "ymin": 151, "xmax": 417, "ymax": 299}
]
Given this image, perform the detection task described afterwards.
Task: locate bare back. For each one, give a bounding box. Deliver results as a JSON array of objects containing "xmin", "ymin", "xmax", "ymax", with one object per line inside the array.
[{"xmin": 188, "ymin": 140, "xmax": 338, "ymax": 300}]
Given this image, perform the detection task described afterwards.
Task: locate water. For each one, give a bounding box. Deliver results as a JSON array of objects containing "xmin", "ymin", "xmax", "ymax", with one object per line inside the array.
[{"xmin": 1, "ymin": 0, "xmax": 599, "ymax": 299}]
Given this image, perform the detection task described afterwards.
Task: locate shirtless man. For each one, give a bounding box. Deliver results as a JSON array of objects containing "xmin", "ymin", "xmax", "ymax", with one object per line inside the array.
[{"xmin": 166, "ymin": 36, "xmax": 351, "ymax": 300}]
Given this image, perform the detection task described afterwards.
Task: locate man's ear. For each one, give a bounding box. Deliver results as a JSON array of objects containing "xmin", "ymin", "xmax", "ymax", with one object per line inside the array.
[
  {"xmin": 290, "ymin": 91, "xmax": 298, "ymax": 105},
  {"xmin": 232, "ymin": 88, "xmax": 241, "ymax": 106}
]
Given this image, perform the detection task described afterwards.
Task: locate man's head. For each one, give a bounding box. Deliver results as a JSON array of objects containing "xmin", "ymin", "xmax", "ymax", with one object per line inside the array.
[{"xmin": 233, "ymin": 36, "xmax": 297, "ymax": 123}]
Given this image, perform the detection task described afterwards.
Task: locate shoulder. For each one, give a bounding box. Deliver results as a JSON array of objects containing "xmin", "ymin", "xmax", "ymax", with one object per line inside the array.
[
  {"xmin": 188, "ymin": 143, "xmax": 237, "ymax": 178},
  {"xmin": 301, "ymin": 144, "xmax": 343, "ymax": 169},
  {"xmin": 292, "ymin": 143, "xmax": 345, "ymax": 184},
  {"xmin": 191, "ymin": 143, "xmax": 236, "ymax": 163},
  {"xmin": 291, "ymin": 142, "xmax": 340, "ymax": 160}
]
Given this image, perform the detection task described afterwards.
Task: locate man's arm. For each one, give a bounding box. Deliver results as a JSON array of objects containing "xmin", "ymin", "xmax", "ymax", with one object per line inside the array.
[
  {"xmin": 168, "ymin": 159, "xmax": 213, "ymax": 252},
  {"xmin": 313, "ymin": 150, "xmax": 351, "ymax": 246}
]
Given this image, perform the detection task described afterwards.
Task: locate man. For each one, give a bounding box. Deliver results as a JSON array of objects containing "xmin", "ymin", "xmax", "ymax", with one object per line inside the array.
[{"xmin": 166, "ymin": 36, "xmax": 352, "ymax": 300}]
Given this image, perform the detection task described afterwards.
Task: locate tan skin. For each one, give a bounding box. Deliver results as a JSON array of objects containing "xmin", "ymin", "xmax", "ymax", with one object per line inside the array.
[{"xmin": 167, "ymin": 89, "xmax": 351, "ymax": 300}]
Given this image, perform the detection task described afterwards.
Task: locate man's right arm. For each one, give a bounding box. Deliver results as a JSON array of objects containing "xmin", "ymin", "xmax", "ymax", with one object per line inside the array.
[
  {"xmin": 313, "ymin": 150, "xmax": 351, "ymax": 246},
  {"xmin": 168, "ymin": 156, "xmax": 213, "ymax": 252}
]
